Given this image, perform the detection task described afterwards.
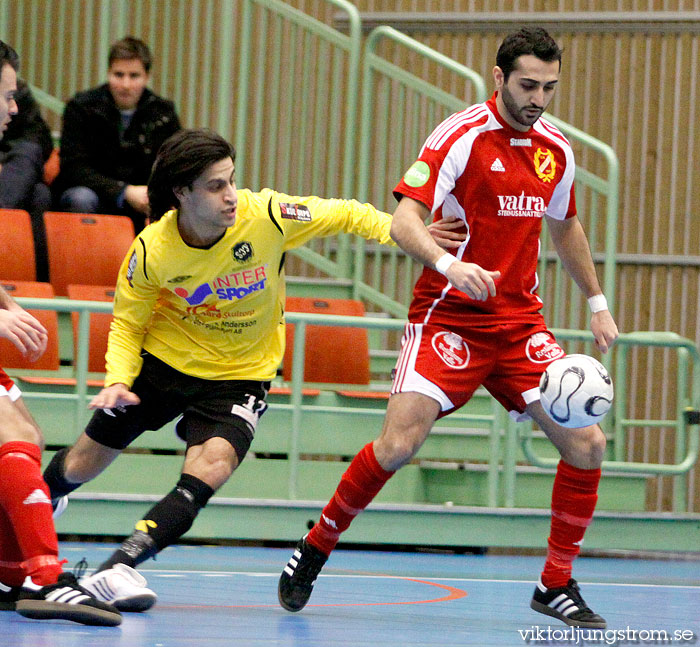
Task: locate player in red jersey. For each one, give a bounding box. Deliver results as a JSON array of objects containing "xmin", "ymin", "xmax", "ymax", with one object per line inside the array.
[
  {"xmin": 279, "ymin": 27, "xmax": 618, "ymax": 629},
  {"xmin": 0, "ymin": 40, "xmax": 120, "ymax": 626}
]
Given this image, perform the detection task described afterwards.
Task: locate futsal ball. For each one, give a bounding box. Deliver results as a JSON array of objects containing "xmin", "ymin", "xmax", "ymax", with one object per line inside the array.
[{"xmin": 539, "ymin": 354, "xmax": 614, "ymax": 428}]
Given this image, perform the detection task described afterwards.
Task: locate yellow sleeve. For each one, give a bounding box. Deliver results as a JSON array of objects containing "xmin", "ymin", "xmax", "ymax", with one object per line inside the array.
[
  {"xmin": 264, "ymin": 191, "xmax": 396, "ymax": 250},
  {"xmin": 104, "ymin": 235, "xmax": 161, "ymax": 388}
]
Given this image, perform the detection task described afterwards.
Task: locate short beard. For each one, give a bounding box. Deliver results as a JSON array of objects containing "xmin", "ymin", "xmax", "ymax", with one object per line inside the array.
[{"xmin": 501, "ymin": 83, "xmax": 541, "ymax": 127}]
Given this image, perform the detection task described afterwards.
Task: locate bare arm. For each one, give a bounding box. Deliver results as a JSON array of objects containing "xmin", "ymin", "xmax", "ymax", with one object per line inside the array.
[
  {"xmin": 391, "ymin": 196, "xmax": 500, "ymax": 301},
  {"xmin": 546, "ymin": 214, "xmax": 619, "ymax": 353},
  {"xmin": 0, "ymin": 285, "xmax": 48, "ymax": 361}
]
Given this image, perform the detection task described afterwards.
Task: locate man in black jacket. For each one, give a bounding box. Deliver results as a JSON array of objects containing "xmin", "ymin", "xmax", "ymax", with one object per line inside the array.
[
  {"xmin": 53, "ymin": 37, "xmax": 180, "ymax": 231},
  {"xmin": 0, "ymin": 79, "xmax": 53, "ymax": 279}
]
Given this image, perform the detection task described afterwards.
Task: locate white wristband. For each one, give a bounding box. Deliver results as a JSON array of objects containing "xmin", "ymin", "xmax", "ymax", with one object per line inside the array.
[
  {"xmin": 587, "ymin": 294, "xmax": 608, "ymax": 313},
  {"xmin": 434, "ymin": 253, "xmax": 457, "ymax": 276}
]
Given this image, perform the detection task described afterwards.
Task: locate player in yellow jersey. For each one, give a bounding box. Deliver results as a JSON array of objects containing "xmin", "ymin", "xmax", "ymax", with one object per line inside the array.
[{"xmin": 42, "ymin": 128, "xmax": 463, "ymax": 611}]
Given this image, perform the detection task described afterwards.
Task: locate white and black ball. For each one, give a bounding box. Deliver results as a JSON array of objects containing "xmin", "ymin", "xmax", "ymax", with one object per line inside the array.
[{"xmin": 539, "ymin": 354, "xmax": 614, "ymax": 428}]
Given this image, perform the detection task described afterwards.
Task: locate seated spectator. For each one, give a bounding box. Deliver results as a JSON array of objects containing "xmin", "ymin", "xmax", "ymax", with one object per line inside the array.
[
  {"xmin": 53, "ymin": 36, "xmax": 180, "ymax": 232},
  {"xmin": 0, "ymin": 79, "xmax": 53, "ymax": 280}
]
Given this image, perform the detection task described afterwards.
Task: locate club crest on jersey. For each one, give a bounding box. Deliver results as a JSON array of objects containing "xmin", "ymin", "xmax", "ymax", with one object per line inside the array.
[
  {"xmin": 431, "ymin": 331, "xmax": 470, "ymax": 369},
  {"xmin": 525, "ymin": 332, "xmax": 565, "ymax": 364},
  {"xmin": 232, "ymin": 241, "xmax": 253, "ymax": 263},
  {"xmin": 533, "ymin": 147, "xmax": 556, "ymax": 182},
  {"xmin": 280, "ymin": 203, "xmax": 311, "ymax": 222}
]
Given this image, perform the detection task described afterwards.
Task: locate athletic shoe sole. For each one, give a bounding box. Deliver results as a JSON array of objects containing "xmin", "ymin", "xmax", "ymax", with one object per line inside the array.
[
  {"xmin": 112, "ymin": 593, "xmax": 156, "ymax": 612},
  {"xmin": 16, "ymin": 599, "xmax": 122, "ymax": 626},
  {"xmin": 530, "ymin": 599, "xmax": 606, "ymax": 629}
]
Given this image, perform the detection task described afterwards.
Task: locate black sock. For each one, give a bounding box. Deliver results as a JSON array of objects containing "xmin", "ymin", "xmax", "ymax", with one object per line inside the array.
[
  {"xmin": 42, "ymin": 448, "xmax": 82, "ymax": 500},
  {"xmin": 97, "ymin": 536, "xmax": 152, "ymax": 572},
  {"xmin": 97, "ymin": 474, "xmax": 215, "ymax": 571}
]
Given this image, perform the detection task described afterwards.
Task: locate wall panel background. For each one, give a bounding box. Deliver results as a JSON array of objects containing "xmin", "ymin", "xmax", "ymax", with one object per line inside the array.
[{"xmin": 2, "ymin": 1, "xmax": 700, "ymax": 512}]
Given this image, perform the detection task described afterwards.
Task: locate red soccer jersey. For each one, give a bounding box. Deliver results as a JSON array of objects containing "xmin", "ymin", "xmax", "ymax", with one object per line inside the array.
[{"xmin": 394, "ymin": 92, "xmax": 576, "ymax": 327}]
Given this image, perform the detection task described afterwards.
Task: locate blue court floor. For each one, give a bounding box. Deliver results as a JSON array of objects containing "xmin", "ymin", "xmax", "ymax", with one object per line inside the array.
[{"xmin": 1, "ymin": 541, "xmax": 698, "ymax": 647}]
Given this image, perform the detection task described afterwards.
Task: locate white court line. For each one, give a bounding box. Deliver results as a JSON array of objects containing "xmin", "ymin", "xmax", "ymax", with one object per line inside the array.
[{"xmin": 143, "ymin": 570, "xmax": 700, "ymax": 589}]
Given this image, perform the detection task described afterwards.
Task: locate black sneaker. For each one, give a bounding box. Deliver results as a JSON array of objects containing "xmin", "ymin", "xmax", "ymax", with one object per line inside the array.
[
  {"xmin": 278, "ymin": 537, "xmax": 328, "ymax": 612},
  {"xmin": 530, "ymin": 578, "xmax": 606, "ymax": 628},
  {"xmin": 15, "ymin": 572, "xmax": 122, "ymax": 626},
  {"xmin": 0, "ymin": 582, "xmax": 20, "ymax": 611}
]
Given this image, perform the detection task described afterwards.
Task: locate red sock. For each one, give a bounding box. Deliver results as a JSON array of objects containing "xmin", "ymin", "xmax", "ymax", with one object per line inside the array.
[
  {"xmin": 0, "ymin": 504, "xmax": 26, "ymax": 586},
  {"xmin": 0, "ymin": 442, "xmax": 62, "ymax": 586},
  {"xmin": 541, "ymin": 459, "xmax": 600, "ymax": 589},
  {"xmin": 307, "ymin": 443, "xmax": 394, "ymax": 555}
]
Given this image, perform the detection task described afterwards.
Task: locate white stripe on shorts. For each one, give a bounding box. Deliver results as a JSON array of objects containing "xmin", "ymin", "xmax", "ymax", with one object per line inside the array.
[
  {"xmin": 391, "ymin": 323, "xmax": 455, "ymax": 411},
  {"xmin": 0, "ymin": 384, "xmax": 22, "ymax": 402}
]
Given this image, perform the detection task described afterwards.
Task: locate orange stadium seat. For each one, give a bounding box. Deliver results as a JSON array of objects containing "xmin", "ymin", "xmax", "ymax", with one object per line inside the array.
[
  {"xmin": 44, "ymin": 211, "xmax": 135, "ymax": 296},
  {"xmin": 283, "ymin": 297, "xmax": 370, "ymax": 385},
  {"xmin": 0, "ymin": 209, "xmax": 37, "ymax": 281},
  {"xmin": 66, "ymin": 284, "xmax": 115, "ymax": 373},
  {"xmin": 0, "ymin": 281, "xmax": 59, "ymax": 370}
]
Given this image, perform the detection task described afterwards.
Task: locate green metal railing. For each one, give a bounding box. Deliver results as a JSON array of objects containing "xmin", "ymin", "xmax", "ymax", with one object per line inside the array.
[
  {"xmin": 237, "ymin": 0, "xmax": 362, "ymax": 279},
  {"xmin": 514, "ymin": 329, "xmax": 700, "ymax": 513},
  {"xmin": 538, "ymin": 115, "xmax": 620, "ymax": 332},
  {"xmin": 13, "ymin": 298, "xmax": 700, "ymax": 513},
  {"xmin": 353, "ymin": 26, "xmax": 487, "ymax": 317},
  {"xmin": 13, "ymin": 298, "xmax": 113, "ymax": 432}
]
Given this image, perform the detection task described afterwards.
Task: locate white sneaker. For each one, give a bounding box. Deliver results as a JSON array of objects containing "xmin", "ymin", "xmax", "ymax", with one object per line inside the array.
[
  {"xmin": 80, "ymin": 564, "xmax": 157, "ymax": 612},
  {"xmin": 52, "ymin": 495, "xmax": 68, "ymax": 520}
]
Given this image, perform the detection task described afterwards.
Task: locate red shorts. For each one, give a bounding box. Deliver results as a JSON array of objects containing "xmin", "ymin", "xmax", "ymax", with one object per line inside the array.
[
  {"xmin": 0, "ymin": 367, "xmax": 20, "ymax": 402},
  {"xmin": 391, "ymin": 320, "xmax": 565, "ymax": 420}
]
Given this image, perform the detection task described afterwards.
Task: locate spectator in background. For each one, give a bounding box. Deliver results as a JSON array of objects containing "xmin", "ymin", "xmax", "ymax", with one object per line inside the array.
[
  {"xmin": 0, "ymin": 79, "xmax": 53, "ymax": 281},
  {"xmin": 53, "ymin": 36, "xmax": 180, "ymax": 232}
]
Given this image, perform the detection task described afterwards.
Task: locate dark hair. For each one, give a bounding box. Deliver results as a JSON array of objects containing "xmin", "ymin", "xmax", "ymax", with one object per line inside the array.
[
  {"xmin": 0, "ymin": 41, "xmax": 19, "ymax": 72},
  {"xmin": 496, "ymin": 27, "xmax": 562, "ymax": 80},
  {"xmin": 148, "ymin": 129, "xmax": 236, "ymax": 220},
  {"xmin": 108, "ymin": 36, "xmax": 152, "ymax": 72}
]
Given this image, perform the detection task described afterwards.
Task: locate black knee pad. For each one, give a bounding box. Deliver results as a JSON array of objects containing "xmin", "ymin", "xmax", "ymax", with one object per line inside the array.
[{"xmin": 176, "ymin": 473, "xmax": 215, "ymax": 509}]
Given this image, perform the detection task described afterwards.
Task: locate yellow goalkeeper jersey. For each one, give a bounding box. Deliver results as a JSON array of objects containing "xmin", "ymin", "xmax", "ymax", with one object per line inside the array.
[{"xmin": 106, "ymin": 188, "xmax": 394, "ymax": 387}]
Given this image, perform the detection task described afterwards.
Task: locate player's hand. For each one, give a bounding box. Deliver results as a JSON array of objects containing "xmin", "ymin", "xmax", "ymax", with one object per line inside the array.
[
  {"xmin": 124, "ymin": 185, "xmax": 151, "ymax": 216},
  {"xmin": 445, "ymin": 262, "xmax": 501, "ymax": 301},
  {"xmin": 426, "ymin": 216, "xmax": 466, "ymax": 249},
  {"xmin": 0, "ymin": 308, "xmax": 48, "ymax": 361},
  {"xmin": 591, "ymin": 310, "xmax": 618, "ymax": 353},
  {"xmin": 89, "ymin": 383, "xmax": 141, "ymax": 412}
]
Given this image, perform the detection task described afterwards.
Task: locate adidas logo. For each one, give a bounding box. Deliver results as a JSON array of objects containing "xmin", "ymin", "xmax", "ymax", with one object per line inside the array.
[
  {"xmin": 44, "ymin": 586, "xmax": 91, "ymax": 605},
  {"xmin": 490, "ymin": 158, "xmax": 505, "ymax": 172},
  {"xmin": 547, "ymin": 591, "xmax": 580, "ymax": 617},
  {"xmin": 23, "ymin": 489, "xmax": 51, "ymax": 506}
]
